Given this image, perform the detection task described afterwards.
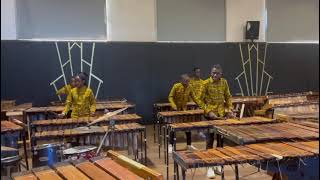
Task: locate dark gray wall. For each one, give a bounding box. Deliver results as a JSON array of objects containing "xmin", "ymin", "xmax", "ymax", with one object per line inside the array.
[{"xmin": 1, "ymin": 41, "xmax": 319, "ymax": 123}]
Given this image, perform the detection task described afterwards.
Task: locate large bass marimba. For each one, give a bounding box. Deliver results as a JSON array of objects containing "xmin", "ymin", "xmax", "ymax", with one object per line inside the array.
[
  {"xmin": 165, "ymin": 116, "xmax": 279, "ymax": 179},
  {"xmin": 173, "ymin": 141, "xmax": 319, "ymax": 180},
  {"xmin": 12, "ymin": 150, "xmax": 163, "ymax": 180}
]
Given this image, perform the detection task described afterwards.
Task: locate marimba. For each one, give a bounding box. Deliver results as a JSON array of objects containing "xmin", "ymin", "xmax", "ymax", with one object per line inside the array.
[
  {"xmin": 1, "ymin": 102, "xmax": 31, "ymax": 121},
  {"xmin": 173, "ymin": 140, "xmax": 319, "ymax": 180},
  {"xmin": 1, "ymin": 100, "xmax": 16, "ymax": 119},
  {"xmin": 25, "ymin": 102, "xmax": 136, "ymax": 148},
  {"xmin": 153, "ymin": 102, "xmax": 199, "ymax": 143},
  {"xmin": 12, "ymin": 150, "xmax": 163, "ymax": 180},
  {"xmin": 273, "ymin": 101, "xmax": 319, "ymax": 122},
  {"xmin": 1, "ymin": 121, "xmax": 29, "ymax": 170},
  {"xmin": 213, "ymin": 122, "xmax": 319, "ymax": 145},
  {"xmin": 254, "ymin": 92, "xmax": 312, "ymax": 117},
  {"xmin": 153, "ymin": 97, "xmax": 266, "ymax": 144},
  {"xmin": 31, "ymin": 114, "xmax": 142, "ymax": 132},
  {"xmin": 156, "ymin": 109, "xmax": 204, "ymax": 161},
  {"xmin": 165, "ymin": 116, "xmax": 279, "ymax": 179},
  {"xmin": 231, "ymin": 96, "xmax": 266, "ymax": 117},
  {"xmin": 32, "ymin": 123, "xmax": 147, "ymax": 164}
]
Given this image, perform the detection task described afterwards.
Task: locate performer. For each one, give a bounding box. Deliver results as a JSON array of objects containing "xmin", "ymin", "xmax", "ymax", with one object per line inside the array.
[
  {"xmin": 189, "ymin": 67, "xmax": 205, "ymax": 100},
  {"xmin": 59, "ymin": 72, "xmax": 96, "ymax": 118},
  {"xmin": 168, "ymin": 74, "xmax": 196, "ymax": 153},
  {"xmin": 197, "ymin": 64, "xmax": 235, "ymax": 178},
  {"xmin": 189, "ymin": 67, "xmax": 207, "ymax": 139}
]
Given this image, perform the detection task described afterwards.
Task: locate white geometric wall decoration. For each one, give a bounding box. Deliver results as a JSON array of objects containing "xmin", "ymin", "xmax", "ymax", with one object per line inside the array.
[
  {"xmin": 235, "ymin": 42, "xmax": 273, "ymax": 96},
  {"xmin": 50, "ymin": 42, "xmax": 103, "ymax": 100}
]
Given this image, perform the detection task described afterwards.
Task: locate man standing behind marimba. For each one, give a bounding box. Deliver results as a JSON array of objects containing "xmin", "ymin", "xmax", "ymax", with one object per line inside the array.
[
  {"xmin": 197, "ymin": 64, "xmax": 235, "ymax": 178},
  {"xmin": 189, "ymin": 67, "xmax": 205, "ymax": 100},
  {"xmin": 59, "ymin": 72, "xmax": 96, "ymax": 118},
  {"xmin": 168, "ymin": 74, "xmax": 197, "ymax": 153}
]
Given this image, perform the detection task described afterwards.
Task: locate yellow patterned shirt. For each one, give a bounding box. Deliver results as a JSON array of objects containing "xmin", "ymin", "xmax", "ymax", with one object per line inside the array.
[
  {"xmin": 197, "ymin": 77, "xmax": 233, "ymax": 117},
  {"xmin": 168, "ymin": 83, "xmax": 193, "ymax": 111},
  {"xmin": 189, "ymin": 77, "xmax": 204, "ymax": 99},
  {"xmin": 64, "ymin": 86, "xmax": 96, "ymax": 118},
  {"xmin": 56, "ymin": 84, "xmax": 72, "ymax": 96}
]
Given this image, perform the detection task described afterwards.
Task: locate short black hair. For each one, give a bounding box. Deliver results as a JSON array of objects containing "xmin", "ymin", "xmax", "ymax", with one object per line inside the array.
[
  {"xmin": 193, "ymin": 67, "xmax": 200, "ymax": 71},
  {"xmin": 212, "ymin": 64, "xmax": 223, "ymax": 72},
  {"xmin": 77, "ymin": 72, "xmax": 88, "ymax": 85}
]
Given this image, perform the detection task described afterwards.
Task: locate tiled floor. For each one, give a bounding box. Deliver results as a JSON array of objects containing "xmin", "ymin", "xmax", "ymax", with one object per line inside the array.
[{"xmin": 17, "ymin": 125, "xmax": 272, "ymax": 180}]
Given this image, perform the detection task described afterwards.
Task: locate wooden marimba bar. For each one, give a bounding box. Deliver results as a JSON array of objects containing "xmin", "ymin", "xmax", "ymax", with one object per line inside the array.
[
  {"xmin": 12, "ymin": 150, "xmax": 163, "ymax": 180},
  {"xmin": 173, "ymin": 140, "xmax": 319, "ymax": 180},
  {"xmin": 32, "ymin": 123, "xmax": 147, "ymax": 164}
]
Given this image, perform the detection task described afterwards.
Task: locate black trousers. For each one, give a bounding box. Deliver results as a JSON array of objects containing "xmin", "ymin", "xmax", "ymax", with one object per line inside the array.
[
  {"xmin": 206, "ymin": 132, "xmax": 223, "ymax": 149},
  {"xmin": 169, "ymin": 131, "xmax": 191, "ymax": 146},
  {"xmin": 205, "ymin": 116, "xmax": 224, "ymax": 149}
]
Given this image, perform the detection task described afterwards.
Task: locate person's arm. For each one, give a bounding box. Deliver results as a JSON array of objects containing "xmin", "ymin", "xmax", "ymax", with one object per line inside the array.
[
  {"xmin": 224, "ymin": 80, "xmax": 233, "ymax": 112},
  {"xmin": 56, "ymin": 85, "xmax": 67, "ymax": 95},
  {"xmin": 89, "ymin": 90, "xmax": 96, "ymax": 115},
  {"xmin": 168, "ymin": 85, "xmax": 177, "ymax": 110},
  {"xmin": 62, "ymin": 91, "xmax": 73, "ymax": 116}
]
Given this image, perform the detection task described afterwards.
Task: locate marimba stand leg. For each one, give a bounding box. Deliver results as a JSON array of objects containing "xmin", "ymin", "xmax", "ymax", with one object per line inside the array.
[
  {"xmin": 221, "ymin": 165, "xmax": 225, "ymax": 180},
  {"xmin": 166, "ymin": 127, "xmax": 169, "ymax": 180},
  {"xmin": 140, "ymin": 131, "xmax": 143, "ymax": 162},
  {"xmin": 158, "ymin": 122, "xmax": 161, "ymax": 159},
  {"xmin": 181, "ymin": 168, "xmax": 186, "ymax": 180},
  {"xmin": 164, "ymin": 125, "xmax": 167, "ymax": 164},
  {"xmin": 235, "ymin": 164, "xmax": 239, "ymax": 180},
  {"xmin": 144, "ymin": 129, "xmax": 147, "ymax": 165},
  {"xmin": 173, "ymin": 131, "xmax": 178, "ymax": 180},
  {"xmin": 153, "ymin": 123, "xmax": 156, "ymax": 143},
  {"xmin": 22, "ymin": 131, "xmax": 29, "ymax": 170},
  {"xmin": 26, "ymin": 115, "xmax": 32, "ymax": 150}
]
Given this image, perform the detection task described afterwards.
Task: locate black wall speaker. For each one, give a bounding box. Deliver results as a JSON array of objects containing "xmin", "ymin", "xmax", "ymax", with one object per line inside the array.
[{"xmin": 245, "ymin": 21, "xmax": 260, "ymax": 40}]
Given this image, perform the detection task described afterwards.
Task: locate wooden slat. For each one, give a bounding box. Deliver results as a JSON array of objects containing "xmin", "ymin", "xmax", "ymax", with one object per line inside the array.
[
  {"xmin": 283, "ymin": 141, "xmax": 319, "ymax": 154},
  {"xmin": 75, "ymin": 161, "xmax": 116, "ymax": 180},
  {"xmin": 94, "ymin": 158, "xmax": 143, "ymax": 180},
  {"xmin": 12, "ymin": 171, "xmax": 37, "ymax": 180},
  {"xmin": 107, "ymin": 150, "xmax": 163, "ymax": 180},
  {"xmin": 33, "ymin": 168, "xmax": 63, "ymax": 180},
  {"xmin": 54, "ymin": 163, "xmax": 90, "ymax": 180}
]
